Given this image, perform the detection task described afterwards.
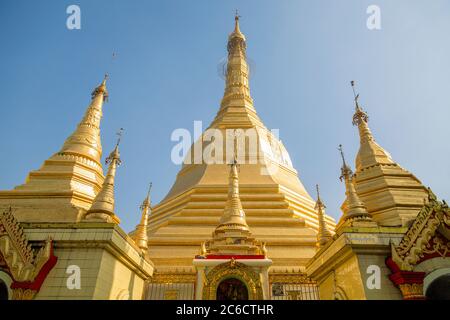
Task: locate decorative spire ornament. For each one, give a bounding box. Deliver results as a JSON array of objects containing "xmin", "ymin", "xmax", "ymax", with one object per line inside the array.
[
  {"xmin": 315, "ymin": 184, "xmax": 333, "ymax": 248},
  {"xmin": 349, "ymin": 81, "xmax": 395, "ymax": 171},
  {"xmin": 132, "ymin": 182, "xmax": 152, "ymax": 251},
  {"xmin": 338, "ymin": 145, "xmax": 373, "ymax": 224},
  {"xmin": 210, "ymin": 12, "xmax": 261, "ymax": 128},
  {"xmin": 351, "ymin": 81, "xmax": 372, "ymax": 141},
  {"xmin": 347, "ymin": 82, "xmax": 428, "ymax": 226},
  {"xmin": 55, "ymin": 75, "xmax": 109, "ymax": 166},
  {"xmin": 229, "ymin": 9, "xmax": 245, "ymax": 42},
  {"xmin": 84, "ymin": 129, "xmax": 123, "ymax": 224},
  {"xmin": 205, "ymin": 153, "xmax": 262, "ymax": 256},
  {"xmin": 217, "ymin": 156, "xmax": 249, "ymax": 230}
]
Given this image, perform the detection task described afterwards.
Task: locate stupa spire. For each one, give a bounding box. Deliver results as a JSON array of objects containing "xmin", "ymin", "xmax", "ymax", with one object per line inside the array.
[
  {"xmin": 231, "ymin": 10, "xmax": 244, "ymax": 39},
  {"xmin": 133, "ymin": 182, "xmax": 152, "ymax": 251},
  {"xmin": 217, "ymin": 157, "xmax": 249, "ymax": 230},
  {"xmin": 315, "ymin": 184, "xmax": 333, "ymax": 248},
  {"xmin": 211, "ymin": 13, "xmax": 262, "ymax": 128},
  {"xmin": 350, "ymin": 81, "xmax": 394, "ymax": 171},
  {"xmin": 84, "ymin": 128, "xmax": 123, "ymax": 224},
  {"xmin": 338, "ymin": 145, "xmax": 372, "ymax": 222},
  {"xmin": 55, "ymin": 74, "xmax": 109, "ymax": 165},
  {"xmin": 206, "ymin": 156, "xmax": 261, "ymax": 256}
]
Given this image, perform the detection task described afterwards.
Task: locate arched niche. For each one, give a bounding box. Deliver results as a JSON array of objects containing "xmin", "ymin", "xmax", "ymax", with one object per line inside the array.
[
  {"xmin": 0, "ymin": 270, "xmax": 13, "ymax": 300},
  {"xmin": 424, "ymin": 268, "xmax": 450, "ymax": 300},
  {"xmin": 202, "ymin": 261, "xmax": 263, "ymax": 300}
]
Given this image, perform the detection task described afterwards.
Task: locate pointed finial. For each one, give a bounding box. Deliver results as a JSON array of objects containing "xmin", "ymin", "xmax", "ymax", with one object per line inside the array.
[
  {"xmin": 92, "ymin": 75, "xmax": 109, "ymax": 101},
  {"xmin": 231, "ymin": 9, "xmax": 243, "ymax": 37},
  {"xmin": 351, "ymin": 81, "xmax": 369, "ymax": 125},
  {"xmin": 140, "ymin": 182, "xmax": 152, "ymax": 210},
  {"xmin": 115, "ymin": 127, "xmax": 124, "ymax": 147},
  {"xmin": 339, "ymin": 144, "xmax": 352, "ymax": 181},
  {"xmin": 316, "ymin": 184, "xmax": 321, "ymax": 200},
  {"xmin": 147, "ymin": 182, "xmax": 152, "ymax": 199},
  {"xmin": 351, "ymin": 80, "xmax": 359, "ymax": 109},
  {"xmin": 315, "ymin": 184, "xmax": 326, "ymax": 209},
  {"xmin": 227, "ymin": 9, "xmax": 246, "ymax": 52},
  {"xmin": 84, "ymin": 141, "xmax": 122, "ymax": 224},
  {"xmin": 314, "ymin": 184, "xmax": 332, "ymax": 247},
  {"xmin": 338, "ymin": 144, "xmax": 347, "ymax": 167},
  {"xmin": 133, "ymin": 181, "xmax": 150, "ymax": 250},
  {"xmin": 106, "ymin": 128, "xmax": 123, "ymax": 165}
]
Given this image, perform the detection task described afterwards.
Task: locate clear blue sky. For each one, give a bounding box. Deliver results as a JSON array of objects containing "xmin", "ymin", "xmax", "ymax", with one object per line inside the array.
[{"xmin": 1, "ymin": 0, "xmax": 449, "ymax": 232}]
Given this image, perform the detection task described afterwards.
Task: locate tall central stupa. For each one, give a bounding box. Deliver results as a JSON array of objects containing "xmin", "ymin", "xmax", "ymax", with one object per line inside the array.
[{"xmin": 146, "ymin": 16, "xmax": 335, "ymax": 276}]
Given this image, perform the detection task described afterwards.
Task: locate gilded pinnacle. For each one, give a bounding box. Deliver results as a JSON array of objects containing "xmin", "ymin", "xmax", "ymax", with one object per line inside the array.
[
  {"xmin": 207, "ymin": 141, "xmax": 261, "ymax": 256},
  {"xmin": 106, "ymin": 128, "xmax": 123, "ymax": 166},
  {"xmin": 350, "ymin": 83, "xmax": 395, "ymax": 171},
  {"xmin": 211, "ymin": 15, "xmax": 257, "ymax": 128},
  {"xmin": 228, "ymin": 12, "xmax": 246, "ymax": 44},
  {"xmin": 338, "ymin": 144, "xmax": 352, "ymax": 182},
  {"xmin": 216, "ymin": 157, "xmax": 249, "ymax": 231},
  {"xmin": 55, "ymin": 76, "xmax": 108, "ymax": 166},
  {"xmin": 140, "ymin": 182, "xmax": 152, "ymax": 210},
  {"xmin": 315, "ymin": 184, "xmax": 325, "ymax": 210},
  {"xmin": 84, "ymin": 141, "xmax": 122, "ymax": 224},
  {"xmin": 91, "ymin": 74, "xmax": 109, "ymax": 101},
  {"xmin": 315, "ymin": 184, "xmax": 332, "ymax": 248},
  {"xmin": 230, "ymin": 10, "xmax": 245, "ymax": 40},
  {"xmin": 351, "ymin": 81, "xmax": 369, "ymax": 126},
  {"xmin": 133, "ymin": 183, "xmax": 151, "ymax": 251}
]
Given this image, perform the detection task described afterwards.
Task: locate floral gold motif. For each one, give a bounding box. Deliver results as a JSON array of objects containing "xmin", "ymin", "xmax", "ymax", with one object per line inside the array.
[{"xmin": 391, "ymin": 188, "xmax": 450, "ymax": 271}]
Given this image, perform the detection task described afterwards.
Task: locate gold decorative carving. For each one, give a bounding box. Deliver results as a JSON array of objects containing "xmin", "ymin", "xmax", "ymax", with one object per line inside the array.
[
  {"xmin": 0, "ymin": 207, "xmax": 34, "ymax": 265},
  {"xmin": 398, "ymin": 283, "xmax": 425, "ymax": 300},
  {"xmin": 164, "ymin": 290, "xmax": 179, "ymax": 300},
  {"xmin": 202, "ymin": 261, "xmax": 263, "ymax": 300},
  {"xmin": 391, "ymin": 189, "xmax": 450, "ymax": 271},
  {"xmin": 269, "ymin": 273, "xmax": 316, "ymax": 285},
  {"xmin": 0, "ymin": 208, "xmax": 55, "ymax": 286},
  {"xmin": 422, "ymin": 233, "xmax": 450, "ymax": 258},
  {"xmin": 150, "ymin": 273, "xmax": 196, "ymax": 284},
  {"xmin": 11, "ymin": 288, "xmax": 36, "ymax": 300}
]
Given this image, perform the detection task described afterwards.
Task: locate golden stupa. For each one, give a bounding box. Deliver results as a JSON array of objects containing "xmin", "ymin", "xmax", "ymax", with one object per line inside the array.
[
  {"xmin": 0, "ymin": 14, "xmax": 448, "ymax": 301},
  {"xmin": 146, "ymin": 15, "xmax": 336, "ymax": 277}
]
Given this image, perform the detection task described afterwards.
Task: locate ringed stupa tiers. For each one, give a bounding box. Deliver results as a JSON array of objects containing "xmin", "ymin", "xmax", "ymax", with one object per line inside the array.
[{"xmin": 146, "ymin": 14, "xmax": 336, "ymax": 276}]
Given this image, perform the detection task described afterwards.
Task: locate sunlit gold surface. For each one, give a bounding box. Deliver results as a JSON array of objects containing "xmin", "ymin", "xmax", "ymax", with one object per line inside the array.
[
  {"xmin": 204, "ymin": 160, "xmax": 262, "ymax": 255},
  {"xmin": 352, "ymin": 101, "xmax": 428, "ymax": 226},
  {"xmin": 132, "ymin": 186, "xmax": 151, "ymax": 251},
  {"xmin": 305, "ymin": 89, "xmax": 446, "ymax": 300},
  {"xmin": 84, "ymin": 144, "xmax": 121, "ymax": 224},
  {"xmin": 146, "ymin": 15, "xmax": 335, "ymax": 274},
  {"xmin": 0, "ymin": 15, "xmax": 446, "ymax": 301},
  {"xmin": 0, "ymin": 76, "xmax": 153, "ymax": 300},
  {"xmin": 0, "ymin": 78, "xmax": 109, "ymax": 222},
  {"xmin": 314, "ymin": 185, "xmax": 333, "ymax": 248}
]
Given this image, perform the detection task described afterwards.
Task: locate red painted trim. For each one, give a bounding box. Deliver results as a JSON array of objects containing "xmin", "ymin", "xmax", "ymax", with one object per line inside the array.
[
  {"xmin": 385, "ymin": 258, "xmax": 425, "ymax": 286},
  {"xmin": 204, "ymin": 254, "xmax": 266, "ymax": 260},
  {"xmin": 385, "ymin": 257, "xmax": 400, "ymax": 273},
  {"xmin": 11, "ymin": 242, "xmax": 58, "ymax": 292}
]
